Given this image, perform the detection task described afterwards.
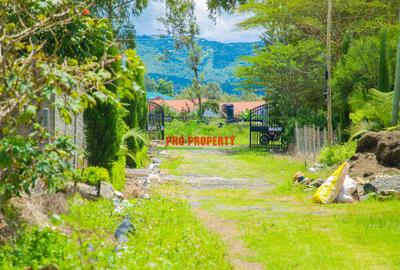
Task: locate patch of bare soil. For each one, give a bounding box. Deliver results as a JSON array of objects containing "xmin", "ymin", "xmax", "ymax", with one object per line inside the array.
[
  {"xmin": 348, "ymin": 153, "xmax": 400, "ymax": 179},
  {"xmin": 193, "ymin": 208, "xmax": 264, "ymax": 270},
  {"xmin": 349, "ymin": 131, "xmax": 400, "ymax": 179}
]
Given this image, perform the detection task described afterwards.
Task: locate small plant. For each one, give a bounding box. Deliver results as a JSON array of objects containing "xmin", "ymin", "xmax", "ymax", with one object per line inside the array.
[
  {"xmin": 82, "ymin": 167, "xmax": 110, "ymax": 186},
  {"xmin": 319, "ymin": 141, "xmax": 357, "ymax": 166},
  {"xmin": 110, "ymin": 156, "xmax": 126, "ymax": 191},
  {"xmin": 240, "ymin": 109, "xmax": 251, "ymax": 121}
]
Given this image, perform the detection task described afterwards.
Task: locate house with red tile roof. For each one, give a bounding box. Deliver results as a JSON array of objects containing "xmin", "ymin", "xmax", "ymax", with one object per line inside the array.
[{"xmin": 151, "ymin": 99, "xmax": 265, "ymax": 117}]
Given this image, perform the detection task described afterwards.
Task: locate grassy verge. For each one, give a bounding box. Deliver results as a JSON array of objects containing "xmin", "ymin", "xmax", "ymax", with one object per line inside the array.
[{"xmin": 0, "ymin": 195, "xmax": 231, "ymax": 270}]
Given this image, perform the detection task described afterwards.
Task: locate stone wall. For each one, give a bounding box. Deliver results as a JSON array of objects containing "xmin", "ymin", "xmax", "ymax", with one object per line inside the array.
[{"xmin": 43, "ymin": 107, "xmax": 86, "ymax": 168}]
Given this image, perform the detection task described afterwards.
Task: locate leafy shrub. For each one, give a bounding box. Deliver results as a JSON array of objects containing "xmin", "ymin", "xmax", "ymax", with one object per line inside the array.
[
  {"xmin": 82, "ymin": 166, "xmax": 110, "ymax": 186},
  {"xmin": 110, "ymin": 155, "xmax": 126, "ymax": 191},
  {"xmin": 134, "ymin": 146, "xmax": 149, "ymax": 168},
  {"xmin": 319, "ymin": 141, "xmax": 357, "ymax": 166},
  {"xmin": 0, "ymin": 228, "xmax": 68, "ymax": 269}
]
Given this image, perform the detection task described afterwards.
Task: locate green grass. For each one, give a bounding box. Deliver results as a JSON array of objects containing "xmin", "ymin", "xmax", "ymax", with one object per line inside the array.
[
  {"xmin": 160, "ymin": 149, "xmax": 400, "ymax": 270},
  {"xmin": 165, "ymin": 119, "xmax": 249, "ymax": 146},
  {"xmin": 0, "ymin": 195, "xmax": 231, "ymax": 270}
]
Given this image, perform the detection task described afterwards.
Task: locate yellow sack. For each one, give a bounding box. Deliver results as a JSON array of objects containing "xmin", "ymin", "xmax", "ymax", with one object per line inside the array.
[{"xmin": 312, "ymin": 162, "xmax": 349, "ymax": 204}]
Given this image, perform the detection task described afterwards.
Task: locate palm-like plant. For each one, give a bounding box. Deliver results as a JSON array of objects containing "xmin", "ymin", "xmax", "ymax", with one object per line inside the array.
[
  {"xmin": 240, "ymin": 109, "xmax": 251, "ymax": 122},
  {"xmin": 347, "ymin": 88, "xmax": 395, "ymax": 139},
  {"xmin": 120, "ymin": 128, "xmax": 149, "ymax": 164}
]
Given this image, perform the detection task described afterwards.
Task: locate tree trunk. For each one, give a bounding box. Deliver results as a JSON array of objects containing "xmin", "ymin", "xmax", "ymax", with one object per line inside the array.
[
  {"xmin": 391, "ymin": 34, "xmax": 400, "ymax": 125},
  {"xmin": 391, "ymin": 7, "xmax": 400, "ymax": 126}
]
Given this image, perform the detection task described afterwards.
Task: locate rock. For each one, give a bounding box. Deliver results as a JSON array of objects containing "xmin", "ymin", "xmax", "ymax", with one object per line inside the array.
[
  {"xmin": 76, "ymin": 183, "xmax": 98, "ymax": 200},
  {"xmin": 114, "ymin": 191, "xmax": 124, "ymax": 199},
  {"xmin": 363, "ymin": 183, "xmax": 378, "ymax": 194},
  {"xmin": 375, "ymin": 131, "xmax": 400, "ymax": 168},
  {"xmin": 148, "ymin": 163, "xmax": 160, "ymax": 173},
  {"xmin": 359, "ymin": 193, "xmax": 377, "ymax": 201},
  {"xmin": 44, "ymin": 192, "xmax": 69, "ymax": 215},
  {"xmin": 356, "ymin": 184, "xmax": 365, "ymax": 197},
  {"xmin": 99, "ymin": 181, "xmax": 114, "ymax": 200},
  {"xmin": 142, "ymin": 193, "xmax": 150, "ymax": 199},
  {"xmin": 370, "ymin": 175, "xmax": 400, "ymax": 193},
  {"xmin": 114, "ymin": 216, "xmax": 135, "ymax": 244},
  {"xmin": 379, "ymin": 189, "xmax": 399, "ymax": 196},
  {"xmin": 140, "ymin": 176, "xmax": 151, "ymax": 188},
  {"xmin": 293, "ymin": 172, "xmax": 305, "ymax": 183},
  {"xmin": 149, "ymin": 173, "xmax": 161, "ymax": 184}
]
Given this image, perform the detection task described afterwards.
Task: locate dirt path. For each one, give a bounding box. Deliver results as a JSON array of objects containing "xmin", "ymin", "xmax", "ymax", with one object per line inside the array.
[
  {"xmin": 161, "ymin": 172, "xmax": 267, "ymax": 269},
  {"xmin": 177, "ymin": 174, "xmax": 265, "ymax": 270},
  {"xmin": 193, "ymin": 208, "xmax": 264, "ymax": 270}
]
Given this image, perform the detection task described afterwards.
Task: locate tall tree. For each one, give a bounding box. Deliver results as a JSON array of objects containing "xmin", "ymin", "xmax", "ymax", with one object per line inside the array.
[
  {"xmin": 160, "ymin": 0, "xmax": 204, "ymax": 119},
  {"xmin": 238, "ymin": 0, "xmax": 399, "ymax": 59}
]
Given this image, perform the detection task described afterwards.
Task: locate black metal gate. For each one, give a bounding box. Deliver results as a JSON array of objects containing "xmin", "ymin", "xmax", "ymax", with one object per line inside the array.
[
  {"xmin": 147, "ymin": 102, "xmax": 164, "ymax": 140},
  {"xmin": 250, "ymin": 104, "xmax": 286, "ymax": 150}
]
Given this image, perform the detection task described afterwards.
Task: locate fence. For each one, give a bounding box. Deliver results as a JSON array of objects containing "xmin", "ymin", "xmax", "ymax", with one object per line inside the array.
[
  {"xmin": 294, "ymin": 123, "xmax": 337, "ymax": 157},
  {"xmin": 41, "ymin": 108, "xmax": 85, "ymax": 168}
]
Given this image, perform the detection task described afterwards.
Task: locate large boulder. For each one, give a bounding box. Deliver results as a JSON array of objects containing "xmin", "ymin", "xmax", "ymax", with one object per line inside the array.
[
  {"xmin": 99, "ymin": 181, "xmax": 114, "ymax": 200},
  {"xmin": 75, "ymin": 183, "xmax": 98, "ymax": 200}
]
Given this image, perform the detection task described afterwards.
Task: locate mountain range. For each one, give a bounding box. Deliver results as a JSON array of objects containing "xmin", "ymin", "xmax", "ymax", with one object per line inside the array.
[{"xmin": 135, "ymin": 35, "xmax": 258, "ymax": 94}]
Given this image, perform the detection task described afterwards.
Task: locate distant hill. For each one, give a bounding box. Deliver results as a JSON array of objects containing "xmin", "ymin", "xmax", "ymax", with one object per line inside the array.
[{"xmin": 135, "ymin": 35, "xmax": 258, "ymax": 94}]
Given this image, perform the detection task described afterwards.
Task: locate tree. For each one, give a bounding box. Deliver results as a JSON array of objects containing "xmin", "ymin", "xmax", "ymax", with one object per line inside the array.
[
  {"xmin": 239, "ymin": 0, "xmax": 399, "ymax": 58},
  {"xmin": 157, "ymin": 79, "xmax": 175, "ymax": 96},
  {"xmin": 0, "ymin": 0, "xmax": 121, "ymax": 201},
  {"xmin": 160, "ymin": 0, "xmax": 205, "ymax": 118},
  {"xmin": 92, "ymin": 0, "xmax": 149, "ymax": 48},
  {"xmin": 334, "ymin": 29, "xmax": 399, "ymax": 132},
  {"xmin": 237, "ymin": 40, "xmax": 325, "ymax": 121}
]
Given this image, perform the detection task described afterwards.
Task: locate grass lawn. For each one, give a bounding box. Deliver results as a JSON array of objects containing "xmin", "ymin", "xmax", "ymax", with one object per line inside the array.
[
  {"xmin": 165, "ymin": 119, "xmax": 249, "ymax": 146},
  {"xmin": 160, "ymin": 148, "xmax": 400, "ymax": 270},
  {"xmin": 0, "ymin": 195, "xmax": 231, "ymax": 270}
]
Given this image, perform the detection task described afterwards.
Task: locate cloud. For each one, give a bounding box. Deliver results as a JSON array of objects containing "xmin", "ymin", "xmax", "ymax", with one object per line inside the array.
[{"xmin": 132, "ymin": 0, "xmax": 261, "ymax": 43}]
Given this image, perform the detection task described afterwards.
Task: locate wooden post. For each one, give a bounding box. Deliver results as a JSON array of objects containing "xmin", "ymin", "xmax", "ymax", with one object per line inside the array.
[
  {"xmin": 326, "ymin": 0, "xmax": 334, "ymax": 145},
  {"xmin": 304, "ymin": 125, "xmax": 308, "ymax": 153},
  {"xmin": 295, "ymin": 122, "xmax": 300, "ymax": 153},
  {"xmin": 317, "ymin": 127, "xmax": 321, "ymax": 151},
  {"xmin": 312, "ymin": 124, "xmax": 316, "ymax": 161}
]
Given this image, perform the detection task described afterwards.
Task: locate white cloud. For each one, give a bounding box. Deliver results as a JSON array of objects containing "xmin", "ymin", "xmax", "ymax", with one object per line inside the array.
[{"xmin": 132, "ymin": 0, "xmax": 261, "ymax": 43}]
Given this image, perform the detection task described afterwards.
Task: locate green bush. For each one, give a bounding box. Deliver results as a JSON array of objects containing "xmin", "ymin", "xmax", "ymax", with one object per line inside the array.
[
  {"xmin": 84, "ymin": 102, "xmax": 121, "ymax": 169},
  {"xmin": 82, "ymin": 166, "xmax": 110, "ymax": 186},
  {"xmin": 110, "ymin": 155, "xmax": 126, "ymax": 191},
  {"xmin": 134, "ymin": 146, "xmax": 149, "ymax": 168},
  {"xmin": 319, "ymin": 141, "xmax": 357, "ymax": 166},
  {"xmin": 0, "ymin": 228, "xmax": 68, "ymax": 269}
]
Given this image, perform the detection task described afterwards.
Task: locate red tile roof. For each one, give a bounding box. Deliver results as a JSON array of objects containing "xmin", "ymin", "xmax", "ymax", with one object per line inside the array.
[
  {"xmin": 220, "ymin": 101, "xmax": 265, "ymax": 116},
  {"xmin": 151, "ymin": 99, "xmax": 202, "ymax": 113},
  {"xmin": 151, "ymin": 99, "xmax": 265, "ymax": 117}
]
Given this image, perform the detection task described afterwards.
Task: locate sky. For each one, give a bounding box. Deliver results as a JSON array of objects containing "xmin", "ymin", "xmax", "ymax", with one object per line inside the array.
[{"xmin": 132, "ymin": 0, "xmax": 261, "ymax": 43}]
